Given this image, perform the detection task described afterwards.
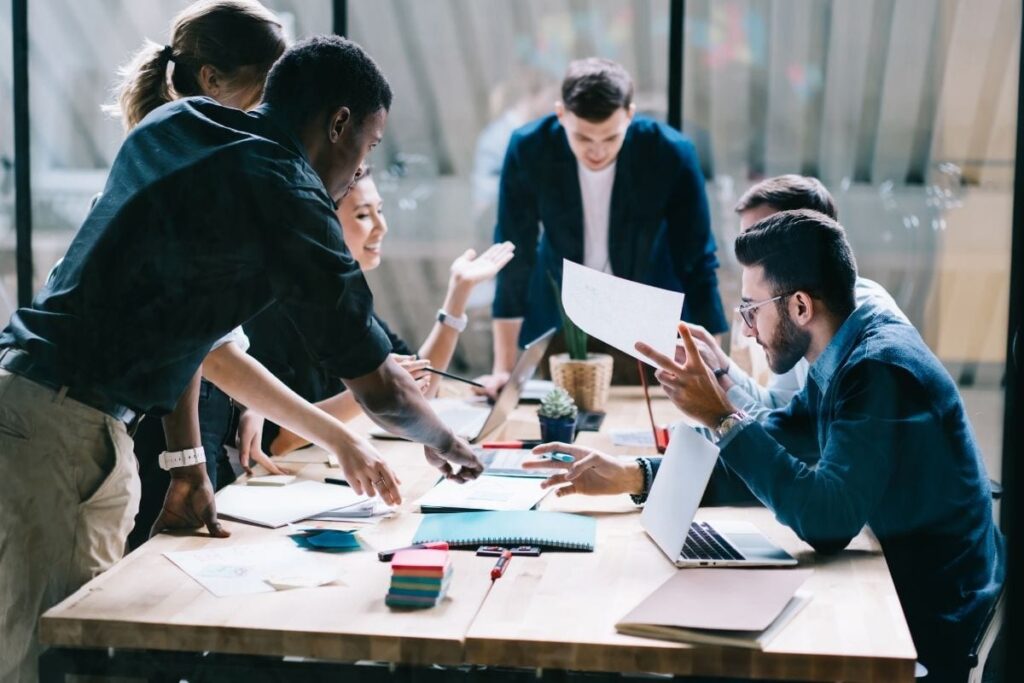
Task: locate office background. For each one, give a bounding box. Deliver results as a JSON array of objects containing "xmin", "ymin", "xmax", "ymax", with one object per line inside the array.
[{"xmin": 1, "ymin": 2, "xmax": 1021, "ymax": 676}]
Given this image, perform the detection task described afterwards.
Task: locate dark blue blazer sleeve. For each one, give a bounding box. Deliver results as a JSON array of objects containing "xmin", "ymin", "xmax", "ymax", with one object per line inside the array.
[
  {"xmin": 492, "ymin": 131, "xmax": 539, "ymax": 319},
  {"xmin": 664, "ymin": 140, "xmax": 727, "ymax": 333}
]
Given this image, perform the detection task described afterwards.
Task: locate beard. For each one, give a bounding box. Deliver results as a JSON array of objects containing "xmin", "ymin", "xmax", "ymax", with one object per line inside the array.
[{"xmin": 762, "ymin": 310, "xmax": 811, "ymax": 374}]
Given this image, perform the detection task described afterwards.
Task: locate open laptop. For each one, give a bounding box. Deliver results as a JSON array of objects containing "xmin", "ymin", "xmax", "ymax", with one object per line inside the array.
[
  {"xmin": 370, "ymin": 328, "xmax": 555, "ymax": 443},
  {"xmin": 641, "ymin": 422, "xmax": 797, "ymax": 568}
]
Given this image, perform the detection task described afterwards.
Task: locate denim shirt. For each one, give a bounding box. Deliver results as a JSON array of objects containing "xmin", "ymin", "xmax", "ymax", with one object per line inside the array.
[{"xmin": 712, "ymin": 302, "xmax": 1004, "ymax": 670}]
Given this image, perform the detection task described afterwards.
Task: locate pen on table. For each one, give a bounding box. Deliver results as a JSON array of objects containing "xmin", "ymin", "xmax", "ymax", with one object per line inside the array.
[
  {"xmin": 377, "ymin": 541, "xmax": 450, "ymax": 562},
  {"xmin": 481, "ymin": 440, "xmax": 543, "ymax": 449},
  {"xmin": 324, "ymin": 476, "xmax": 350, "ymax": 487},
  {"xmin": 540, "ymin": 452, "xmax": 575, "ymax": 463},
  {"xmin": 490, "ymin": 549, "xmax": 512, "ymax": 580},
  {"xmin": 422, "ymin": 366, "xmax": 485, "ymax": 388}
]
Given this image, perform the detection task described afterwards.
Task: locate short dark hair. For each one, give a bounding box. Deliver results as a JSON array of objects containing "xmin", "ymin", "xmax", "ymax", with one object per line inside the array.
[
  {"xmin": 735, "ymin": 209, "xmax": 857, "ymax": 319},
  {"xmin": 735, "ymin": 175, "xmax": 837, "ymax": 220},
  {"xmin": 561, "ymin": 58, "xmax": 633, "ymax": 122},
  {"xmin": 263, "ymin": 35, "xmax": 392, "ymax": 128}
]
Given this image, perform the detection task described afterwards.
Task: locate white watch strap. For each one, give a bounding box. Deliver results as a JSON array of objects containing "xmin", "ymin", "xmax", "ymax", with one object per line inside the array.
[
  {"xmin": 437, "ymin": 308, "xmax": 468, "ymax": 332},
  {"xmin": 158, "ymin": 447, "xmax": 207, "ymax": 470}
]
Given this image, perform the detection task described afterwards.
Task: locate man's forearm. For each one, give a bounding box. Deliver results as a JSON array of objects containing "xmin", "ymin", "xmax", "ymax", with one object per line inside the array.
[
  {"xmin": 492, "ymin": 318, "xmax": 522, "ymax": 374},
  {"xmin": 162, "ymin": 368, "xmax": 203, "ymax": 451},
  {"xmin": 344, "ymin": 355, "xmax": 458, "ymax": 451}
]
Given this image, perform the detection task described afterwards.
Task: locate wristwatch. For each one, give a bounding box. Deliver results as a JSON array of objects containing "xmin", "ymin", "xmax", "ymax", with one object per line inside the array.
[
  {"xmin": 713, "ymin": 411, "xmax": 749, "ymax": 442},
  {"xmin": 158, "ymin": 447, "xmax": 207, "ymax": 470},
  {"xmin": 437, "ymin": 308, "xmax": 468, "ymax": 332}
]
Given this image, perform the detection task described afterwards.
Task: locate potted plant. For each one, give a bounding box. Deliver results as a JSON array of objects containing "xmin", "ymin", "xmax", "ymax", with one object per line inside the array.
[
  {"xmin": 548, "ymin": 274, "xmax": 614, "ymax": 411},
  {"xmin": 537, "ymin": 387, "xmax": 578, "ymax": 443}
]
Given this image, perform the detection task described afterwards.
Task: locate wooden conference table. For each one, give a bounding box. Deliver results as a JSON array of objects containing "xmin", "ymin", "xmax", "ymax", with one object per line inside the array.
[{"xmin": 39, "ymin": 387, "xmax": 917, "ymax": 682}]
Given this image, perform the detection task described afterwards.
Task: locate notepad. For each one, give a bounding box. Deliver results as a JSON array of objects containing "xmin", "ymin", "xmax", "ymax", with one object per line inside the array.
[
  {"xmin": 616, "ymin": 568, "xmax": 813, "ymax": 649},
  {"xmin": 412, "ymin": 510, "xmax": 596, "ymax": 550},
  {"xmin": 387, "ymin": 549, "xmax": 453, "ymax": 608},
  {"xmin": 216, "ymin": 480, "xmax": 368, "ymax": 528}
]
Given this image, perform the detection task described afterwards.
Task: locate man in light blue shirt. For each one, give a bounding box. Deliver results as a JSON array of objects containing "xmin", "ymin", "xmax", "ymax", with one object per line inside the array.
[
  {"xmin": 532, "ymin": 209, "xmax": 1004, "ymax": 681},
  {"xmin": 691, "ymin": 175, "xmax": 908, "ymax": 421}
]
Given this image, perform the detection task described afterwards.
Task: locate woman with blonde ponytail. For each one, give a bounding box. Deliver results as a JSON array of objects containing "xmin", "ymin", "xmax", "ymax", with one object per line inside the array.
[
  {"xmin": 108, "ymin": 0, "xmax": 289, "ymax": 551},
  {"xmin": 108, "ymin": 0, "xmax": 285, "ymax": 131}
]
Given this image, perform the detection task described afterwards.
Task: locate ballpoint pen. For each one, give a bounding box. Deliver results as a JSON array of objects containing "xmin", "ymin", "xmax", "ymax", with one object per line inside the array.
[{"xmin": 422, "ymin": 367, "xmax": 485, "ymax": 388}]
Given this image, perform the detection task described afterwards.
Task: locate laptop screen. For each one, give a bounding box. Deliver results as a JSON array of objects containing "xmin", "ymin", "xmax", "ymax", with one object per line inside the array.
[
  {"xmin": 476, "ymin": 328, "xmax": 556, "ymax": 438},
  {"xmin": 640, "ymin": 423, "xmax": 721, "ymax": 562}
]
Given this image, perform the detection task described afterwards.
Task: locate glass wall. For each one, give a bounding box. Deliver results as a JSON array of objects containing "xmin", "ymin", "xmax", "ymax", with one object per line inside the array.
[
  {"xmin": 12, "ymin": 0, "xmax": 330, "ymax": 324},
  {"xmin": 0, "ymin": 0, "xmax": 15, "ymax": 318},
  {"xmin": 350, "ymin": 0, "xmax": 671, "ymax": 374},
  {"xmin": 682, "ymin": 0, "xmax": 1019, "ymax": 485}
]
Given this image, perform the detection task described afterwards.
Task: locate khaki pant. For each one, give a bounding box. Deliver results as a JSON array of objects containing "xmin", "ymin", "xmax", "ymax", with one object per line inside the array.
[{"xmin": 0, "ymin": 370, "xmax": 141, "ymax": 683}]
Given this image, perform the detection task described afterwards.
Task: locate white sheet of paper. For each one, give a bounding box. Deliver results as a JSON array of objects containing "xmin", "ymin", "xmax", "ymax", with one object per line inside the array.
[
  {"xmin": 609, "ymin": 428, "xmax": 656, "ymax": 447},
  {"xmin": 271, "ymin": 449, "xmax": 329, "ymax": 464},
  {"xmin": 561, "ymin": 259, "xmax": 684, "ymax": 366},
  {"xmin": 164, "ymin": 540, "xmax": 342, "ymax": 597},
  {"xmin": 246, "ymin": 474, "xmax": 296, "ymax": 486},
  {"xmin": 417, "ymin": 475, "xmax": 550, "ymax": 512},
  {"xmin": 304, "ymin": 499, "xmax": 395, "ymax": 525},
  {"xmin": 216, "ymin": 479, "xmax": 369, "ymax": 528}
]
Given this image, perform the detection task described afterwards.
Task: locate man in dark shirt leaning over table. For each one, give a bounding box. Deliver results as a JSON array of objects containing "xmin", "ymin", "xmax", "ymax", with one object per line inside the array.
[
  {"xmin": 531, "ymin": 209, "xmax": 1004, "ymax": 683},
  {"xmin": 0, "ymin": 35, "xmax": 482, "ymax": 683}
]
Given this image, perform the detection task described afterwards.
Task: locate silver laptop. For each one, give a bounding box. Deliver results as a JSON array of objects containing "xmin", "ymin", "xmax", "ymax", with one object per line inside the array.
[
  {"xmin": 641, "ymin": 423, "xmax": 797, "ymax": 568},
  {"xmin": 370, "ymin": 328, "xmax": 555, "ymax": 443}
]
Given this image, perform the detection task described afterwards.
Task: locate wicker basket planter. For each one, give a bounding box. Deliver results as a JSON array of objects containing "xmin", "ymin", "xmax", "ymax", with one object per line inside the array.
[{"xmin": 549, "ymin": 353, "xmax": 614, "ymax": 412}]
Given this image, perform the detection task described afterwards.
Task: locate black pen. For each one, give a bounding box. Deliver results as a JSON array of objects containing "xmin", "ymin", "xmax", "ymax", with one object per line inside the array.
[
  {"xmin": 324, "ymin": 476, "xmax": 350, "ymax": 487},
  {"xmin": 423, "ymin": 367, "xmax": 485, "ymax": 388}
]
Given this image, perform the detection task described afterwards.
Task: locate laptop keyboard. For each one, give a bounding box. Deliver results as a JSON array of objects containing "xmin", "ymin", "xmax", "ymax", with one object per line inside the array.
[{"xmin": 680, "ymin": 522, "xmax": 745, "ymax": 561}]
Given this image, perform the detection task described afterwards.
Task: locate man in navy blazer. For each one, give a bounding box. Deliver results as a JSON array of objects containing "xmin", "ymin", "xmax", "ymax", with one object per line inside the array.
[{"xmin": 483, "ymin": 58, "xmax": 727, "ymax": 391}]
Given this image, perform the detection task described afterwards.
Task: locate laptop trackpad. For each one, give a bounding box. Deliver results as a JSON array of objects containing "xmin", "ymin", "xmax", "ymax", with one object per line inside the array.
[{"xmin": 715, "ymin": 521, "xmax": 793, "ymax": 561}]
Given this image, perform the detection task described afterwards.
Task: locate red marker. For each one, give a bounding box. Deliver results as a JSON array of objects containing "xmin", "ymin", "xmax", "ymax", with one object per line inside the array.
[
  {"xmin": 481, "ymin": 440, "xmax": 543, "ymax": 449},
  {"xmin": 490, "ymin": 549, "xmax": 512, "ymax": 580}
]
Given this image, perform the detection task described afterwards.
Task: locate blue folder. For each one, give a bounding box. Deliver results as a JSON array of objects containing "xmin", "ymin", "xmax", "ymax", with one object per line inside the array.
[{"xmin": 412, "ymin": 510, "xmax": 596, "ymax": 551}]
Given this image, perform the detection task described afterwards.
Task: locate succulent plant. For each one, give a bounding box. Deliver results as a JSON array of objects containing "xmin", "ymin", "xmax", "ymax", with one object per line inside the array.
[{"xmin": 538, "ymin": 387, "xmax": 578, "ymax": 420}]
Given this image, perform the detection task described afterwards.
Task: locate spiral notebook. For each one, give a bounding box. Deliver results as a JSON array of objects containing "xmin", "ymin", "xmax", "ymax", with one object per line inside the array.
[{"xmin": 412, "ymin": 511, "xmax": 596, "ymax": 551}]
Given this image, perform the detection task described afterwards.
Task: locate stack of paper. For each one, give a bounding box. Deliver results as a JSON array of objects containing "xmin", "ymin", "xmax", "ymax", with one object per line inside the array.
[
  {"xmin": 386, "ymin": 549, "xmax": 452, "ymax": 608},
  {"xmin": 417, "ymin": 475, "xmax": 549, "ymax": 512},
  {"xmin": 215, "ymin": 480, "xmax": 369, "ymax": 528}
]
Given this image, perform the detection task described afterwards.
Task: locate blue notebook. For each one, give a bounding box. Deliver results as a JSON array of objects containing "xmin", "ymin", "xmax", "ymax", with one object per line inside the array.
[{"xmin": 412, "ymin": 511, "xmax": 596, "ymax": 551}]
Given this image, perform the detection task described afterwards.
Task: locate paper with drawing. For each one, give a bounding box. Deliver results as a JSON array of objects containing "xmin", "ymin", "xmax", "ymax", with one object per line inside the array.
[{"xmin": 560, "ymin": 259, "xmax": 684, "ymax": 365}]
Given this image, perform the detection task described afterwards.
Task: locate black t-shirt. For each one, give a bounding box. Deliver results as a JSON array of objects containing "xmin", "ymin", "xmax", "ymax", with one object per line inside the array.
[
  {"xmin": 244, "ymin": 302, "xmax": 412, "ymax": 452},
  {"xmin": 0, "ymin": 97, "xmax": 391, "ymax": 415}
]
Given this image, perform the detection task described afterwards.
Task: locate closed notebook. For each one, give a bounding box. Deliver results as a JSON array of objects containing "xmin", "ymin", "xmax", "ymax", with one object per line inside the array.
[
  {"xmin": 616, "ymin": 568, "xmax": 813, "ymax": 650},
  {"xmin": 412, "ymin": 510, "xmax": 596, "ymax": 551}
]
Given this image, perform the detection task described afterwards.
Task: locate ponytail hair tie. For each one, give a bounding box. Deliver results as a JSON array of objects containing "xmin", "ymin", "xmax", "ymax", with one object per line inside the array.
[{"xmin": 161, "ymin": 45, "xmax": 175, "ymax": 62}]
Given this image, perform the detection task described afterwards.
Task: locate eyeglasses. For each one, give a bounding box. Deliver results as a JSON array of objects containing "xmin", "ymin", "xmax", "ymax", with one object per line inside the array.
[{"xmin": 736, "ymin": 292, "xmax": 793, "ymax": 329}]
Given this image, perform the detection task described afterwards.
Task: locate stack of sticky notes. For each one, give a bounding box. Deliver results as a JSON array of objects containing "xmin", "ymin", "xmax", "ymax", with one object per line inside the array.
[
  {"xmin": 386, "ymin": 548, "xmax": 452, "ymax": 608},
  {"xmin": 289, "ymin": 528, "xmax": 362, "ymax": 553}
]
